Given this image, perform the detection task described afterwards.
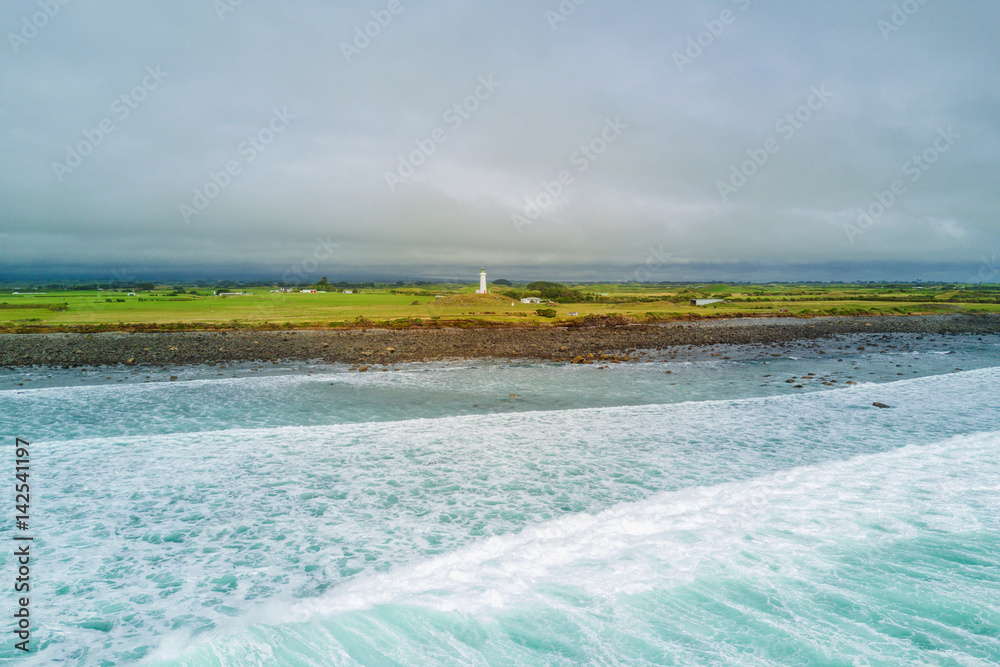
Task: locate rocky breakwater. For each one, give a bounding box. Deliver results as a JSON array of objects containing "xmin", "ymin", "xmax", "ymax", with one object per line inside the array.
[{"xmin": 0, "ymin": 314, "xmax": 998, "ymax": 368}]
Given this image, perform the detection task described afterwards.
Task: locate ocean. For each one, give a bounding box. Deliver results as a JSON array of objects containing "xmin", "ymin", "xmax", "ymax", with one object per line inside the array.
[{"xmin": 2, "ymin": 332, "xmax": 999, "ymax": 665}]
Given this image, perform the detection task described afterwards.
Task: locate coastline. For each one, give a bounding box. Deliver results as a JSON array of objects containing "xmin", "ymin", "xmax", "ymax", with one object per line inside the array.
[{"xmin": 2, "ymin": 313, "xmax": 998, "ymax": 368}]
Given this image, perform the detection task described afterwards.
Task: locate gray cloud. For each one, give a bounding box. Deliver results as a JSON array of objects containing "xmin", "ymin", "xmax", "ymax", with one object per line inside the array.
[{"xmin": 1, "ymin": 0, "xmax": 997, "ymax": 282}]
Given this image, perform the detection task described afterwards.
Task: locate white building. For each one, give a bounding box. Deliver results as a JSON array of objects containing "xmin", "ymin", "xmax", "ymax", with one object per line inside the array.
[
  {"xmin": 476, "ymin": 267, "xmax": 488, "ymax": 294},
  {"xmin": 690, "ymin": 298, "xmax": 725, "ymax": 306},
  {"xmin": 520, "ymin": 297, "xmax": 543, "ymax": 304}
]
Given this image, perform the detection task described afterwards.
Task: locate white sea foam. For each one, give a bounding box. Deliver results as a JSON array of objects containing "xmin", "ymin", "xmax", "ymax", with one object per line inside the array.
[
  {"xmin": 25, "ymin": 364, "xmax": 1000, "ymax": 452},
  {"xmin": 5, "ymin": 364, "xmax": 1000, "ymax": 665},
  {"xmin": 295, "ymin": 429, "xmax": 1000, "ymax": 616},
  {"xmin": 164, "ymin": 429, "xmax": 1000, "ymax": 666}
]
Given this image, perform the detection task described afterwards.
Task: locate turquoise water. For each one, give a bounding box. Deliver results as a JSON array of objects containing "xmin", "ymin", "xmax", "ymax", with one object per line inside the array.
[{"xmin": 1, "ymin": 333, "xmax": 999, "ymax": 665}]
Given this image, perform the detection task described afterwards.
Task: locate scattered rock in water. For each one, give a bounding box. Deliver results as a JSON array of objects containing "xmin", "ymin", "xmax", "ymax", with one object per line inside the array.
[
  {"xmin": 169, "ymin": 376, "xmax": 178, "ymax": 381},
  {"xmin": 572, "ymin": 356, "xmax": 585, "ymax": 364},
  {"xmin": 872, "ymin": 402, "xmax": 890, "ymax": 409}
]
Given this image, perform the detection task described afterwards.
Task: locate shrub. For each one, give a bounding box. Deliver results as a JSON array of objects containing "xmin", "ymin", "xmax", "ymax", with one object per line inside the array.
[
  {"xmin": 525, "ymin": 281, "xmax": 588, "ymax": 302},
  {"xmin": 536, "ymin": 308, "xmax": 557, "ymax": 318}
]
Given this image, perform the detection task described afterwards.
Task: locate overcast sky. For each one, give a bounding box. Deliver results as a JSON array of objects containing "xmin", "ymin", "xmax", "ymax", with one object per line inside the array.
[{"xmin": 1, "ymin": 0, "xmax": 997, "ymax": 283}]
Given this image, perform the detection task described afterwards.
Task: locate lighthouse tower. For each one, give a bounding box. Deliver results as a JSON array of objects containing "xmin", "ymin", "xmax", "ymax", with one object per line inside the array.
[{"xmin": 477, "ymin": 267, "xmax": 487, "ymax": 294}]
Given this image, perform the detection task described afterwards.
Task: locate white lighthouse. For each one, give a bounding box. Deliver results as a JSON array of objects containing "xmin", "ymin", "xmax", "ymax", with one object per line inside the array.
[{"xmin": 477, "ymin": 267, "xmax": 487, "ymax": 294}]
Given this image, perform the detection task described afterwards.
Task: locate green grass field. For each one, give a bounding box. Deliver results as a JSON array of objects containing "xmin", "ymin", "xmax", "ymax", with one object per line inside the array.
[{"xmin": 1, "ymin": 282, "xmax": 997, "ymax": 333}]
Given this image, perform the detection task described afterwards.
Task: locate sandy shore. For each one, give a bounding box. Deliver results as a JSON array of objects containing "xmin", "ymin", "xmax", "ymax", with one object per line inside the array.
[{"xmin": 1, "ymin": 314, "xmax": 998, "ymax": 368}]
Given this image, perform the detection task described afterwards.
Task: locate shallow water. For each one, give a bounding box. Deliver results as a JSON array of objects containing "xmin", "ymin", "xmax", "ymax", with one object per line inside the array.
[{"xmin": 1, "ymin": 333, "xmax": 998, "ymax": 665}]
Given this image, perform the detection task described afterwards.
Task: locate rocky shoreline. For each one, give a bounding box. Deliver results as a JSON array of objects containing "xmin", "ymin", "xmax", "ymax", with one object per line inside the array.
[{"xmin": 1, "ymin": 314, "xmax": 998, "ymax": 369}]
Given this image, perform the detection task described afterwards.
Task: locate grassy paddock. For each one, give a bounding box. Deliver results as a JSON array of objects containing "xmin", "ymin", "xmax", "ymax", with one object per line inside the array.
[{"xmin": 0, "ymin": 283, "xmax": 997, "ymax": 333}]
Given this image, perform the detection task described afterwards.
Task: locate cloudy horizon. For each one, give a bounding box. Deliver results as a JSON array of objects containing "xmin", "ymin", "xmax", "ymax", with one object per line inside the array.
[{"xmin": 1, "ymin": 0, "xmax": 997, "ymax": 283}]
